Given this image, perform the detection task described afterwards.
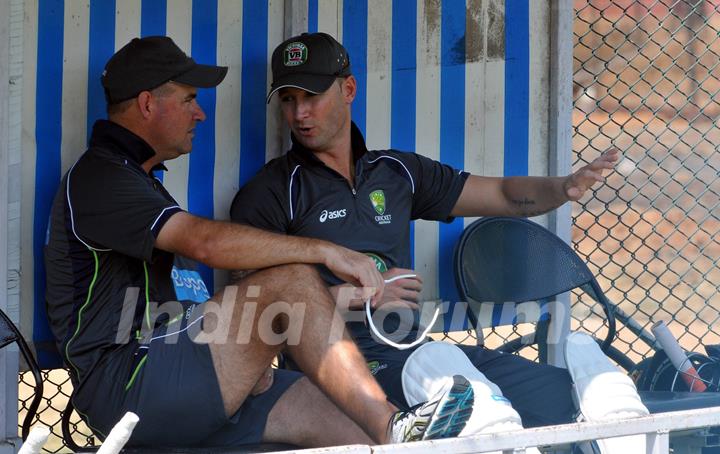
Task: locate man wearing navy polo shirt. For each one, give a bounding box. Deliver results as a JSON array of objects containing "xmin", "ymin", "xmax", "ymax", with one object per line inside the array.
[{"xmin": 231, "ymin": 32, "xmax": 620, "ymax": 431}]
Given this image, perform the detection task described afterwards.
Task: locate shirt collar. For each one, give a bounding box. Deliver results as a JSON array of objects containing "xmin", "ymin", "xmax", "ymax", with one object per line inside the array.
[
  {"xmin": 89, "ymin": 120, "xmax": 168, "ymax": 172},
  {"xmin": 289, "ymin": 121, "xmax": 369, "ymax": 168}
]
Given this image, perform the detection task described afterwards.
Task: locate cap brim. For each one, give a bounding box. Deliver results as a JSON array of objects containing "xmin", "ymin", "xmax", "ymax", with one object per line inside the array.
[
  {"xmin": 266, "ymin": 73, "xmax": 337, "ymax": 103},
  {"xmin": 174, "ymin": 63, "xmax": 228, "ymax": 88}
]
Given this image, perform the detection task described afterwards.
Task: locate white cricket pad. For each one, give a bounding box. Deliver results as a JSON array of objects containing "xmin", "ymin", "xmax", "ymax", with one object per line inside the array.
[
  {"xmin": 565, "ymin": 332, "xmax": 649, "ymax": 454},
  {"xmin": 401, "ymin": 342, "xmax": 540, "ymax": 453}
]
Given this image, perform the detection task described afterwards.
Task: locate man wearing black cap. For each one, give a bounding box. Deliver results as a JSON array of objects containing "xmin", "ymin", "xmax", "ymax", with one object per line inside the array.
[
  {"xmin": 231, "ymin": 32, "xmax": 619, "ymax": 431},
  {"xmin": 45, "ymin": 36, "xmax": 476, "ymax": 449}
]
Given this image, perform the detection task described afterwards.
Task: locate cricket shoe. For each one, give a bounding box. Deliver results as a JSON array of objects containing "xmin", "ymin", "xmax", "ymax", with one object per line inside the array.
[{"xmin": 389, "ymin": 374, "xmax": 475, "ymax": 443}]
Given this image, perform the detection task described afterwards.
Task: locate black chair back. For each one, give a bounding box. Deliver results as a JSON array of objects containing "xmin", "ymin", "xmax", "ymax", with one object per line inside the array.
[
  {"xmin": 453, "ymin": 217, "xmax": 616, "ymax": 353},
  {"xmin": 0, "ymin": 308, "xmax": 44, "ymax": 441}
]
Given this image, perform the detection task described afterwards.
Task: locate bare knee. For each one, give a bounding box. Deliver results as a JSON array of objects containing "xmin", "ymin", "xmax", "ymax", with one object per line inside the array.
[
  {"xmin": 229, "ymin": 263, "xmax": 319, "ymax": 284},
  {"xmin": 268, "ymin": 263, "xmax": 322, "ymax": 283},
  {"xmin": 244, "ymin": 264, "xmax": 326, "ymax": 300}
]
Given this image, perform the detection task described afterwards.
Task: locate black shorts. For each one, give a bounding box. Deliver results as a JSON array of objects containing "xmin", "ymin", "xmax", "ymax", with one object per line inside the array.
[
  {"xmin": 347, "ymin": 322, "xmax": 576, "ymax": 428},
  {"xmin": 75, "ymin": 303, "xmax": 302, "ymax": 448}
]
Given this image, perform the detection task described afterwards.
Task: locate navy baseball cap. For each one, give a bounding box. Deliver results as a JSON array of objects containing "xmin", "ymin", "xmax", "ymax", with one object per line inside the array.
[
  {"xmin": 267, "ymin": 32, "xmax": 351, "ymax": 103},
  {"xmin": 102, "ymin": 36, "xmax": 228, "ymax": 104}
]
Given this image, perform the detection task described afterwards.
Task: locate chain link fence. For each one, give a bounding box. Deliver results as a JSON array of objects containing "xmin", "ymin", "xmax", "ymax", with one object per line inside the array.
[
  {"xmin": 444, "ymin": 0, "xmax": 720, "ymax": 365},
  {"xmin": 19, "ymin": 370, "xmax": 95, "ymax": 453},
  {"xmin": 573, "ymin": 0, "xmax": 720, "ymax": 363},
  {"xmin": 17, "ymin": 1, "xmax": 720, "ymax": 451},
  {"xmin": 444, "ymin": 1, "xmax": 720, "ymax": 363}
]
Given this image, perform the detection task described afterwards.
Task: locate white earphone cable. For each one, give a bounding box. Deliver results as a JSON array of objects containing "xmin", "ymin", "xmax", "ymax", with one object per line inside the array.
[{"xmin": 364, "ymin": 274, "xmax": 440, "ymax": 350}]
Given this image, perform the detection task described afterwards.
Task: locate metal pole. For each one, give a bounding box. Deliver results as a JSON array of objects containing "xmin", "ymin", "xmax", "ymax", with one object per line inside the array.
[
  {"xmin": 546, "ymin": 0, "xmax": 574, "ymax": 367},
  {"xmin": 0, "ymin": 0, "xmax": 21, "ymax": 452}
]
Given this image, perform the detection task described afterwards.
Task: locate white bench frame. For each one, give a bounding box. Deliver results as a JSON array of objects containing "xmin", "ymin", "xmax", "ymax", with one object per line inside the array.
[{"xmin": 271, "ymin": 407, "xmax": 720, "ymax": 454}]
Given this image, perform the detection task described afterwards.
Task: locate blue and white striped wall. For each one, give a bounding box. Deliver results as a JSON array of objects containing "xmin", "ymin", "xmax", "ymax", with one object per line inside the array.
[{"xmin": 19, "ymin": 0, "xmax": 561, "ymax": 363}]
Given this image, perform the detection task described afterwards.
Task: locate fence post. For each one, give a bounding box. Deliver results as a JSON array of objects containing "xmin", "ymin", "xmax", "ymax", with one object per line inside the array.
[
  {"xmin": 547, "ymin": 0, "xmax": 574, "ymax": 367},
  {"xmin": 0, "ymin": 0, "xmax": 21, "ymax": 452}
]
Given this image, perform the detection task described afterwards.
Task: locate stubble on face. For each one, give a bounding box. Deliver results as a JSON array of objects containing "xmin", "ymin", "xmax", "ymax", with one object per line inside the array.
[
  {"xmin": 149, "ymin": 82, "xmax": 204, "ymax": 160},
  {"xmin": 281, "ymin": 81, "xmax": 350, "ymax": 154}
]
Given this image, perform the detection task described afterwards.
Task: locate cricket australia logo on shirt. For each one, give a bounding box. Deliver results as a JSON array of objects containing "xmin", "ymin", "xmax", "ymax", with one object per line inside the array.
[
  {"xmin": 365, "ymin": 253, "xmax": 388, "ymax": 272},
  {"xmin": 284, "ymin": 42, "xmax": 308, "ymax": 66},
  {"xmin": 369, "ymin": 189, "xmax": 392, "ymax": 225}
]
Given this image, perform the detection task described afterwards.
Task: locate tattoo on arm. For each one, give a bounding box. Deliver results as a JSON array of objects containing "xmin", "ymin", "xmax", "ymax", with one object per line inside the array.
[{"xmin": 511, "ymin": 198, "xmax": 544, "ymax": 217}]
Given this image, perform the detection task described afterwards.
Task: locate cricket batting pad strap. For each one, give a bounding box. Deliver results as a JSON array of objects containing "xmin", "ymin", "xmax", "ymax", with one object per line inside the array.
[
  {"xmin": 401, "ymin": 341, "xmax": 525, "ymax": 438},
  {"xmin": 565, "ymin": 332, "xmax": 649, "ymax": 454}
]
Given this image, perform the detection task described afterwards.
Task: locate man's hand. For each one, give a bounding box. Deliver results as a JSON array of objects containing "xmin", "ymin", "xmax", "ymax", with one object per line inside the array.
[
  {"xmin": 322, "ymin": 245, "xmax": 385, "ymax": 306},
  {"xmin": 330, "ymin": 268, "xmax": 422, "ymax": 311},
  {"xmin": 563, "ymin": 149, "xmax": 619, "ymax": 201},
  {"xmin": 373, "ymin": 268, "xmax": 423, "ymax": 310}
]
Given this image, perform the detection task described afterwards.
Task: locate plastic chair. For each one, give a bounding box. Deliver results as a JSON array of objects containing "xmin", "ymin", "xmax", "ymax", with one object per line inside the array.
[
  {"xmin": 453, "ymin": 216, "xmax": 623, "ymax": 364},
  {"xmin": 0, "ymin": 308, "xmax": 44, "ymax": 442},
  {"xmin": 453, "ymin": 216, "xmax": 720, "ymax": 417},
  {"xmin": 0, "ymin": 306, "xmax": 101, "ymax": 452}
]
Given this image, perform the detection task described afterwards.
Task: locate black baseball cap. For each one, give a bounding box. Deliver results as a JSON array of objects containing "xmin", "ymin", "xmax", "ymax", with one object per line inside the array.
[
  {"xmin": 267, "ymin": 32, "xmax": 351, "ymax": 103},
  {"xmin": 102, "ymin": 36, "xmax": 228, "ymax": 104}
]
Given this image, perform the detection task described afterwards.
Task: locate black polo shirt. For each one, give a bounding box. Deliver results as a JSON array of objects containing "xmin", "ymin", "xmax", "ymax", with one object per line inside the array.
[
  {"xmin": 45, "ymin": 120, "xmax": 184, "ymax": 388},
  {"xmin": 230, "ymin": 122, "xmax": 469, "ymax": 285}
]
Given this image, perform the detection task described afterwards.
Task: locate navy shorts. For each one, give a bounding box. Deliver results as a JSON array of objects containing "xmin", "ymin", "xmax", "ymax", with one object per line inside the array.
[
  {"xmin": 74, "ymin": 303, "xmax": 302, "ymax": 448},
  {"xmin": 348, "ymin": 322, "xmax": 576, "ymax": 428}
]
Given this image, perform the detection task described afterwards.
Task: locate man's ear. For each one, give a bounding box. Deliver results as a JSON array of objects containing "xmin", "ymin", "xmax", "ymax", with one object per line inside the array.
[
  {"xmin": 136, "ymin": 91, "xmax": 153, "ymax": 119},
  {"xmin": 341, "ymin": 76, "xmax": 357, "ymax": 103}
]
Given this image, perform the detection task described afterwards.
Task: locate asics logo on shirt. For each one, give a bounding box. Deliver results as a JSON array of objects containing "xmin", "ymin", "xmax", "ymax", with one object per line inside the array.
[{"xmin": 319, "ymin": 208, "xmax": 347, "ymax": 223}]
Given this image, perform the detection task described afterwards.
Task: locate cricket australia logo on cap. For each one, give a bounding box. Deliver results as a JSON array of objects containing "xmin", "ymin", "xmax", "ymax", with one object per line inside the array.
[
  {"xmin": 369, "ymin": 190, "xmax": 392, "ymax": 225},
  {"xmin": 284, "ymin": 42, "xmax": 308, "ymax": 66}
]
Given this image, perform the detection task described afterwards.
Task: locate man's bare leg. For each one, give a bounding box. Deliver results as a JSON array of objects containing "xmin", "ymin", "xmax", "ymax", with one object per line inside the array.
[
  {"xmin": 204, "ymin": 264, "xmax": 396, "ymax": 444},
  {"xmin": 263, "ymin": 377, "xmax": 373, "ymax": 446}
]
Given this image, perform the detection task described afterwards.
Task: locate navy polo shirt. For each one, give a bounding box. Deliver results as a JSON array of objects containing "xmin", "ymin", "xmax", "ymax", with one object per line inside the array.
[
  {"xmin": 45, "ymin": 120, "xmax": 184, "ymax": 388},
  {"xmin": 230, "ymin": 121, "xmax": 469, "ymax": 286}
]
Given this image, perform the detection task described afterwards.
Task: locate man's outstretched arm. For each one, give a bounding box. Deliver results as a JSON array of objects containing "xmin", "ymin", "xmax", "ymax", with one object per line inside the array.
[
  {"xmin": 450, "ymin": 149, "xmax": 618, "ymax": 218},
  {"xmin": 155, "ymin": 212, "xmax": 384, "ymax": 302}
]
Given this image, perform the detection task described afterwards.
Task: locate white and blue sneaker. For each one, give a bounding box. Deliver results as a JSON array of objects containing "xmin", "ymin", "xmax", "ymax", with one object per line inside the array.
[{"xmin": 390, "ymin": 374, "xmax": 475, "ymax": 443}]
